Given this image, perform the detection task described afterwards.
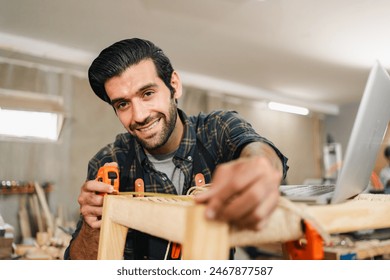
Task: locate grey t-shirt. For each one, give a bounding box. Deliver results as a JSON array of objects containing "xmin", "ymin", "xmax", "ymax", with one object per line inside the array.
[{"xmin": 146, "ymin": 151, "xmax": 185, "ymax": 195}]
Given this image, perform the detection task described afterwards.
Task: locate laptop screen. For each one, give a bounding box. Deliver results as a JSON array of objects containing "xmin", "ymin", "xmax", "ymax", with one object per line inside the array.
[{"xmin": 331, "ymin": 61, "xmax": 390, "ymax": 203}]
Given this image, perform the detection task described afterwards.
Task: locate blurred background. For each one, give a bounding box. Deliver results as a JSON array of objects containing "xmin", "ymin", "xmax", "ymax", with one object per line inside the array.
[{"xmin": 1, "ymin": 0, "xmax": 390, "ymax": 258}]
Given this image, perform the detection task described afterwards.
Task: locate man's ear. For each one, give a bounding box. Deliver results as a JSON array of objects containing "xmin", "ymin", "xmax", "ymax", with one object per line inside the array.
[{"xmin": 170, "ymin": 71, "xmax": 183, "ymax": 99}]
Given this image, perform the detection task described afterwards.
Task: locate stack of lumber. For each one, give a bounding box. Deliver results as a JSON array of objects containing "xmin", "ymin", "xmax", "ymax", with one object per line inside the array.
[{"xmin": 12, "ymin": 182, "xmax": 73, "ymax": 260}]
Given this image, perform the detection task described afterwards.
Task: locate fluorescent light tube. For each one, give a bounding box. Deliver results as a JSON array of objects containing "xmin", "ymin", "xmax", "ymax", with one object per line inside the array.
[{"xmin": 268, "ymin": 101, "xmax": 309, "ymax": 116}]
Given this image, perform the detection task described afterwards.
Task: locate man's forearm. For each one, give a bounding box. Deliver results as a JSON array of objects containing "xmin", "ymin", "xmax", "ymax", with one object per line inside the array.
[
  {"xmin": 68, "ymin": 220, "xmax": 100, "ymax": 260},
  {"xmin": 240, "ymin": 142, "xmax": 283, "ymax": 174}
]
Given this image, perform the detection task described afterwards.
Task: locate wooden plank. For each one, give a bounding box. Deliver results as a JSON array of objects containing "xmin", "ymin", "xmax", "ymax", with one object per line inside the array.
[
  {"xmin": 229, "ymin": 202, "xmax": 303, "ymax": 247},
  {"xmin": 34, "ymin": 182, "xmax": 54, "ymax": 236},
  {"xmin": 106, "ymin": 195, "xmax": 192, "ymax": 243},
  {"xmin": 98, "ymin": 195, "xmax": 194, "ymax": 259},
  {"xmin": 97, "ymin": 195, "xmax": 128, "ymax": 260},
  {"xmin": 97, "ymin": 195, "xmax": 226, "ymax": 259},
  {"xmin": 18, "ymin": 195, "xmax": 32, "ymax": 243},
  {"xmin": 308, "ymin": 198, "xmax": 390, "ymax": 234},
  {"xmin": 29, "ymin": 194, "xmax": 44, "ymax": 232},
  {"xmin": 182, "ymin": 205, "xmax": 229, "ymax": 259},
  {"xmin": 231, "ymin": 196, "xmax": 390, "ymax": 247}
]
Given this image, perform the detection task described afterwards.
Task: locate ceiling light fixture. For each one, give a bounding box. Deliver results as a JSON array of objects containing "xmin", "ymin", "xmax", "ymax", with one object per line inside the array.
[{"xmin": 268, "ymin": 101, "xmax": 310, "ymax": 116}]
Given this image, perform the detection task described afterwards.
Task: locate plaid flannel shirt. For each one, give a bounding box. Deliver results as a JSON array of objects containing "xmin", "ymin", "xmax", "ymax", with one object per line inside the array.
[
  {"xmin": 86, "ymin": 109, "xmax": 288, "ymax": 194},
  {"xmin": 66, "ymin": 109, "xmax": 288, "ymax": 260}
]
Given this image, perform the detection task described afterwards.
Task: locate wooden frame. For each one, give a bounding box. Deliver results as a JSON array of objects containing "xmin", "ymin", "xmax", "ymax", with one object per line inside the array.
[
  {"xmin": 97, "ymin": 193, "xmax": 390, "ymax": 260},
  {"xmin": 97, "ymin": 195, "xmax": 229, "ymax": 259}
]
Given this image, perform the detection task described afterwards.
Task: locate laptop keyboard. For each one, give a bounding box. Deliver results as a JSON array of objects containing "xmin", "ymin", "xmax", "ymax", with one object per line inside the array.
[{"xmin": 280, "ymin": 184, "xmax": 336, "ymax": 197}]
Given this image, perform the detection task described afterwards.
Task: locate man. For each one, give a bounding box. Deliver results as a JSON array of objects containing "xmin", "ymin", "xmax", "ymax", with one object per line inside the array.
[
  {"xmin": 65, "ymin": 38, "xmax": 288, "ymax": 260},
  {"xmin": 380, "ymin": 146, "xmax": 390, "ymax": 192}
]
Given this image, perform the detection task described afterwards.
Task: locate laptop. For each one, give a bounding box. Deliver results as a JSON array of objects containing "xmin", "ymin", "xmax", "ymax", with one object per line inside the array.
[{"xmin": 280, "ymin": 61, "xmax": 390, "ymax": 204}]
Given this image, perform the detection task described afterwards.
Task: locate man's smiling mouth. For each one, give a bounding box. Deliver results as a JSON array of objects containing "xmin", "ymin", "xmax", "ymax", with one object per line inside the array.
[{"xmin": 137, "ymin": 118, "xmax": 160, "ymax": 132}]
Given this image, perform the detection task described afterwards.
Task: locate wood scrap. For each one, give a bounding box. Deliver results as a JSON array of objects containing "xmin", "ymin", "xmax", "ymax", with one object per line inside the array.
[
  {"xmin": 18, "ymin": 195, "xmax": 33, "ymax": 244},
  {"xmin": 34, "ymin": 182, "xmax": 54, "ymax": 237},
  {"xmin": 29, "ymin": 193, "xmax": 44, "ymax": 233}
]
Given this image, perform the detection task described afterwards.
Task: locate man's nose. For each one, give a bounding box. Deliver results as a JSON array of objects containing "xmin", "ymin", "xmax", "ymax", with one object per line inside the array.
[{"xmin": 132, "ymin": 100, "xmax": 149, "ymax": 123}]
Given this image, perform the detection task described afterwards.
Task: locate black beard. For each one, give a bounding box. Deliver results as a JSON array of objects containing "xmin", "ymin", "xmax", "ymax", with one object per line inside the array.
[{"xmin": 133, "ymin": 99, "xmax": 178, "ymax": 152}]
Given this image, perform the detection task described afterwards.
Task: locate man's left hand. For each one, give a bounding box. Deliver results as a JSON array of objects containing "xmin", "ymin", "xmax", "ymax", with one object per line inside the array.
[{"xmin": 194, "ymin": 153, "xmax": 283, "ymax": 231}]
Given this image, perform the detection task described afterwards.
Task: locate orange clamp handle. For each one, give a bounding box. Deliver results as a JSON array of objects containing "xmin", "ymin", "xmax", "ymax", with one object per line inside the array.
[
  {"xmin": 96, "ymin": 165, "xmax": 119, "ymax": 195},
  {"xmin": 195, "ymin": 173, "xmax": 206, "ymax": 187},
  {"xmin": 284, "ymin": 220, "xmax": 324, "ymax": 260},
  {"xmin": 171, "ymin": 242, "xmax": 182, "ymax": 259},
  {"xmin": 134, "ymin": 178, "xmax": 144, "ymax": 197}
]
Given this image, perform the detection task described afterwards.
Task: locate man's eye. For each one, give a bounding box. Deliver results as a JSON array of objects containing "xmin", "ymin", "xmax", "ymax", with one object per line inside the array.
[
  {"xmin": 116, "ymin": 101, "xmax": 129, "ymax": 110},
  {"xmin": 144, "ymin": 91, "xmax": 154, "ymax": 98}
]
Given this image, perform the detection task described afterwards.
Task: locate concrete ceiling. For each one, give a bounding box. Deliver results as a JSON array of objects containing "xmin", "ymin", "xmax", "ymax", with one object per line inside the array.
[{"xmin": 1, "ymin": 0, "xmax": 390, "ymax": 114}]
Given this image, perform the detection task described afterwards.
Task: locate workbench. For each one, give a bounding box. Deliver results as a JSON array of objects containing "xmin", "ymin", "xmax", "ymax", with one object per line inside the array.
[{"xmin": 323, "ymin": 239, "xmax": 390, "ymax": 260}]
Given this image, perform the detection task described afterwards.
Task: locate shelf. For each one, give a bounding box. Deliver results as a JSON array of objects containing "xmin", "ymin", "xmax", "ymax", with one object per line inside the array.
[{"xmin": 0, "ymin": 181, "xmax": 52, "ymax": 195}]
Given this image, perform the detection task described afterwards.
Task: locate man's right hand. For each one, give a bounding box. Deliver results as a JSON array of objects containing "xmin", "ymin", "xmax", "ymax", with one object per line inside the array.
[{"xmin": 78, "ymin": 162, "xmax": 118, "ymax": 229}]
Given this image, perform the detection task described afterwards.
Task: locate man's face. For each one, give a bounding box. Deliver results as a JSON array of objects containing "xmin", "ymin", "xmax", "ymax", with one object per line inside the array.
[{"xmin": 105, "ymin": 59, "xmax": 183, "ymax": 154}]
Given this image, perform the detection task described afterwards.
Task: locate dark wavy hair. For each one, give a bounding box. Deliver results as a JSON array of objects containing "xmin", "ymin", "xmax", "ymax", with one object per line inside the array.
[{"xmin": 88, "ymin": 38, "xmax": 175, "ymax": 103}]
